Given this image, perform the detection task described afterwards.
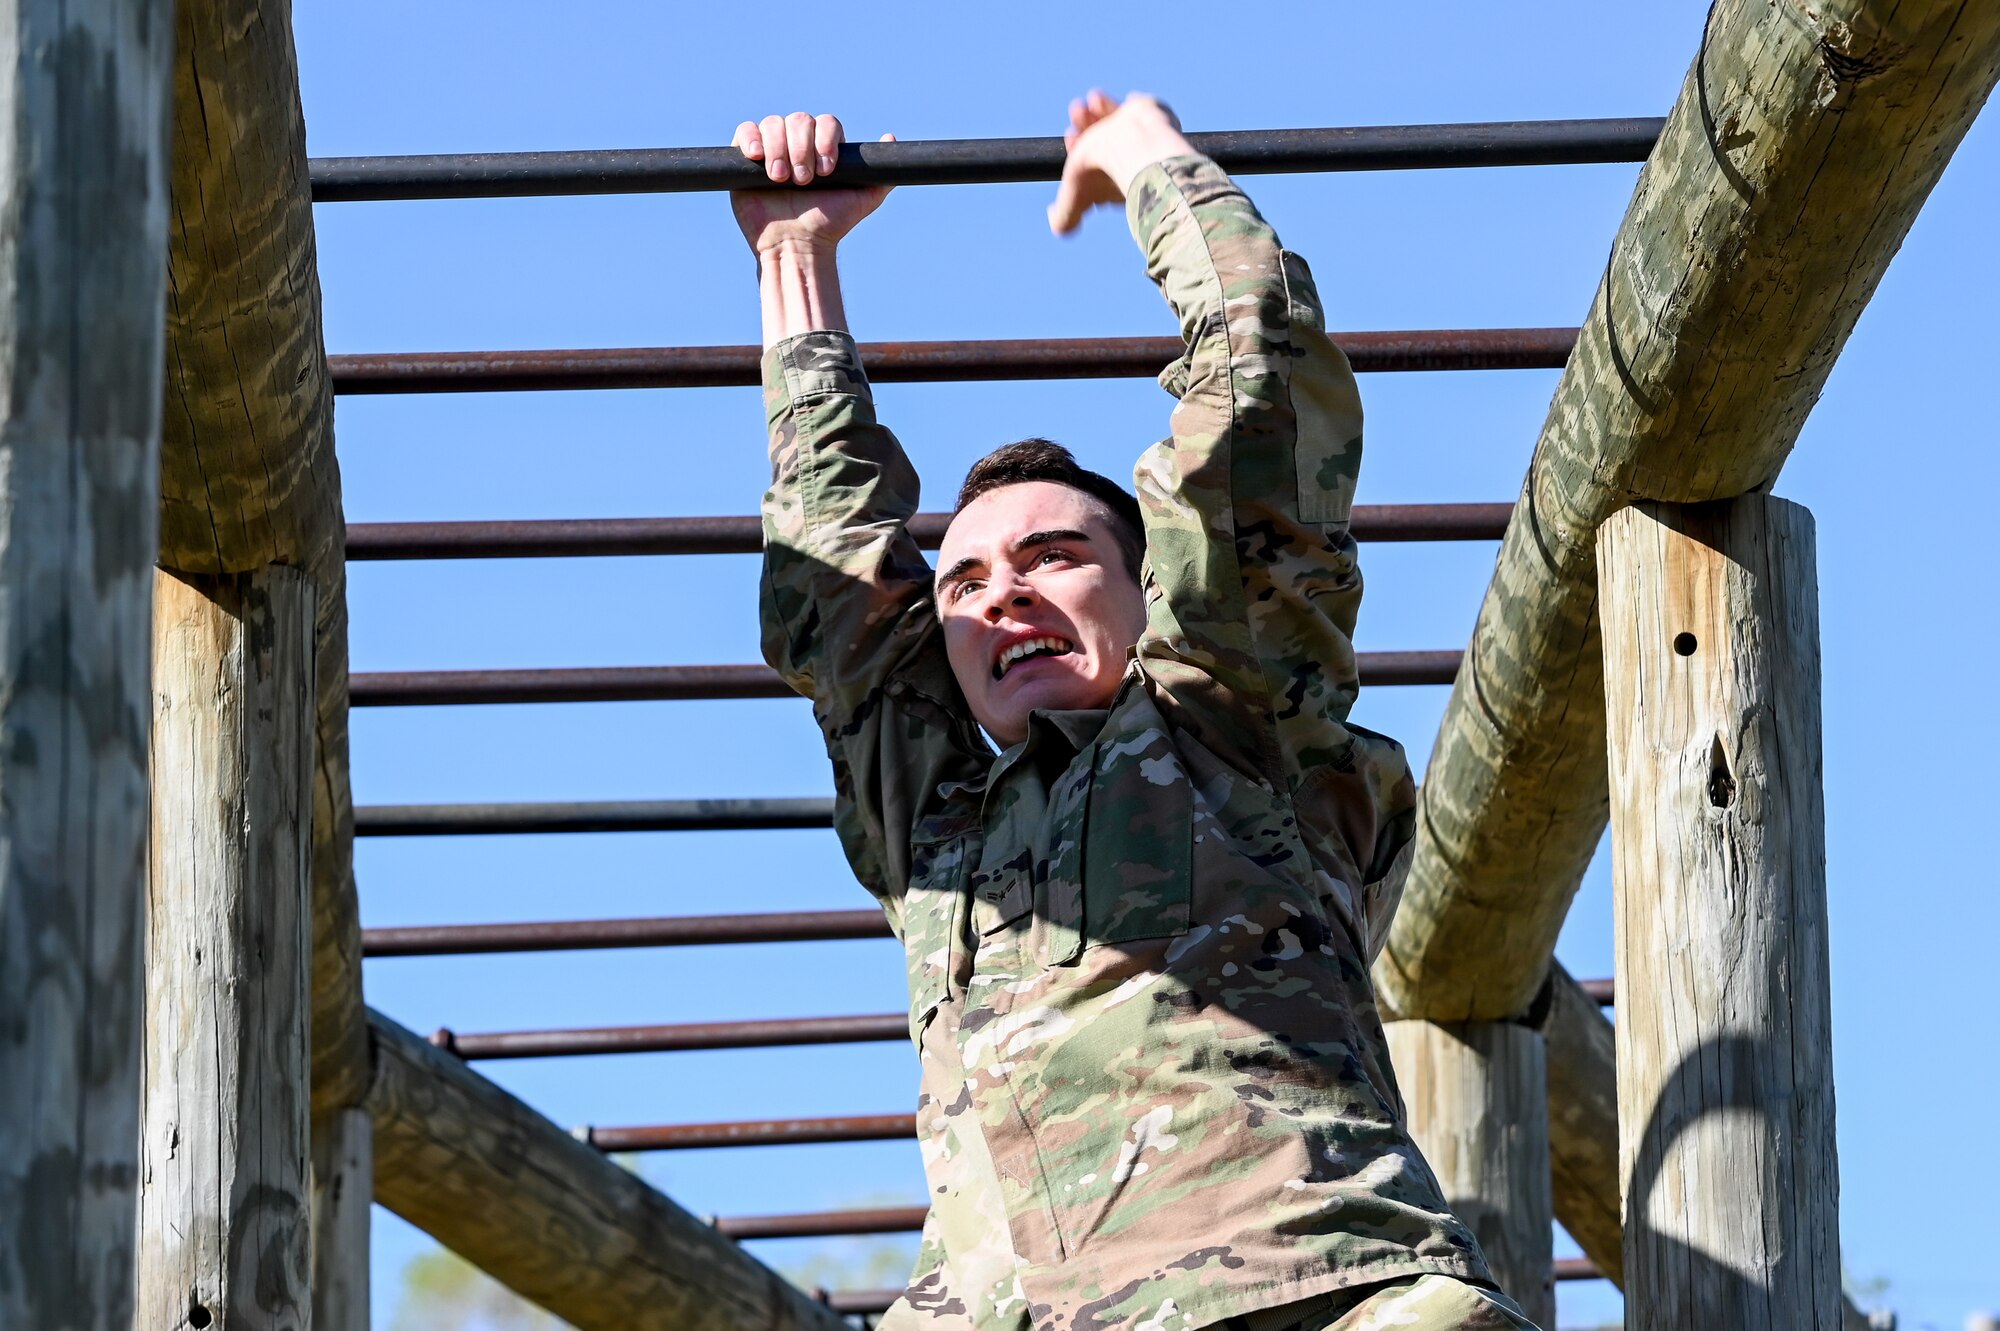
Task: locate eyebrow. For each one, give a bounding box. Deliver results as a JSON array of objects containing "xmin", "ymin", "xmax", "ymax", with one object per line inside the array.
[{"xmin": 935, "ymin": 528, "xmax": 1095, "ymax": 594}]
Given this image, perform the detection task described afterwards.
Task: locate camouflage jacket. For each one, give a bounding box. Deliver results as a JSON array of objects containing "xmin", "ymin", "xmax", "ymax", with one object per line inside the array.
[{"xmin": 759, "ymin": 157, "xmax": 1489, "ymax": 1331}]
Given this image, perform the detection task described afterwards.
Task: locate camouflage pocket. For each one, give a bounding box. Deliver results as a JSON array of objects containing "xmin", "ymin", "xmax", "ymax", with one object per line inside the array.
[
  {"xmin": 1052, "ymin": 724, "xmax": 1194, "ymax": 964},
  {"xmin": 902, "ymin": 814, "xmax": 978, "ymax": 1041}
]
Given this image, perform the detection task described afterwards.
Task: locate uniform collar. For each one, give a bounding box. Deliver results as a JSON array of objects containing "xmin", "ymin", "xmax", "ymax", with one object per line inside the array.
[{"xmin": 935, "ymin": 706, "xmax": 1109, "ymax": 804}]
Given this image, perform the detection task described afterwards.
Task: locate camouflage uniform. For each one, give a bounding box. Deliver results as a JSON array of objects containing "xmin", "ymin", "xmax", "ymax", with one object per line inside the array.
[{"xmin": 759, "ymin": 157, "xmax": 1527, "ymax": 1331}]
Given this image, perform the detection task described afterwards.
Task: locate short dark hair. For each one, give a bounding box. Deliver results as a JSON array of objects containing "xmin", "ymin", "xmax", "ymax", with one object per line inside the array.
[{"xmin": 953, "ymin": 438, "xmax": 1145, "ymax": 581}]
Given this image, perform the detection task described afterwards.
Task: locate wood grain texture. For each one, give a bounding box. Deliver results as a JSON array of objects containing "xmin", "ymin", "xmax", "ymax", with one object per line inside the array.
[
  {"xmin": 312, "ymin": 1107, "xmax": 372, "ymax": 1331},
  {"xmin": 1600, "ymin": 498, "xmax": 1839, "ymax": 1331},
  {"xmin": 162, "ymin": 0, "xmax": 366, "ymax": 1117},
  {"xmin": 0, "ymin": 0, "xmax": 172, "ymax": 1325},
  {"xmin": 1538, "ymin": 963, "xmax": 1625, "ymax": 1290},
  {"xmin": 139, "ymin": 568, "xmax": 317, "ymax": 1331},
  {"xmin": 366, "ymin": 1009, "xmax": 851, "ymax": 1331},
  {"xmin": 1376, "ymin": 0, "xmax": 2000, "ymax": 1022},
  {"xmin": 1385, "ymin": 1020, "xmax": 1554, "ymax": 1328}
]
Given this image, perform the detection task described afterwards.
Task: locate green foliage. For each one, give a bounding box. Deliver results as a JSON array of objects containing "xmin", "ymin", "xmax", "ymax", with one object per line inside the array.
[{"xmin": 389, "ymin": 1247, "xmax": 573, "ymax": 1331}]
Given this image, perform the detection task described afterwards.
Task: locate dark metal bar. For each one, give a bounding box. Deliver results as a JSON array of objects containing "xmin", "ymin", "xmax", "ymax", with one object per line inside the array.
[
  {"xmin": 355, "ymin": 797, "xmax": 835, "ymax": 837},
  {"xmin": 347, "ymin": 651, "xmax": 1461, "ymax": 708},
  {"xmin": 364, "ymin": 909, "xmax": 891, "ymax": 958},
  {"xmin": 431, "ymin": 1011, "xmax": 907, "ymax": 1060},
  {"xmin": 344, "ymin": 503, "xmax": 1516, "ymax": 561},
  {"xmin": 326, "ymin": 329, "xmax": 1576, "ymax": 395},
  {"xmin": 1554, "ymin": 1257, "xmax": 1603, "ymax": 1281},
  {"xmin": 712, "ymin": 1206, "xmax": 930, "ymax": 1241},
  {"xmin": 816, "ymin": 1273, "xmax": 1613, "ymax": 1318},
  {"xmin": 1580, "ymin": 976, "xmax": 1615, "ymax": 1006},
  {"xmin": 309, "ymin": 119, "xmax": 1664, "ymax": 203},
  {"xmin": 819, "ymin": 1290, "xmax": 904, "ymax": 1316},
  {"xmin": 582, "ymin": 1113, "xmax": 915, "ymax": 1152}
]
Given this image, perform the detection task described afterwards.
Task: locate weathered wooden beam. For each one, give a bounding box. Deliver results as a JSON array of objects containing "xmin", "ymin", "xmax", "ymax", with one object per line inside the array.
[
  {"xmin": 1601, "ymin": 497, "xmax": 1838, "ymax": 1330},
  {"xmin": 366, "ymin": 1008, "xmax": 851, "ymax": 1331},
  {"xmin": 0, "ymin": 0, "xmax": 173, "ymax": 1325},
  {"xmin": 138, "ymin": 568, "xmax": 318, "ymax": 1331},
  {"xmin": 312, "ymin": 1107, "xmax": 373, "ymax": 1331},
  {"xmin": 1385, "ymin": 1020, "xmax": 1553, "ymax": 1328},
  {"xmin": 1376, "ymin": 0, "xmax": 2000, "ymax": 1022},
  {"xmin": 162, "ymin": 0, "xmax": 365, "ymax": 1119},
  {"xmin": 1539, "ymin": 964, "xmax": 1624, "ymax": 1289}
]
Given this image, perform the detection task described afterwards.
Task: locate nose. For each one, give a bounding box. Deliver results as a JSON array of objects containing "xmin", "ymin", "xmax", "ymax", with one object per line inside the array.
[{"xmin": 980, "ymin": 566, "xmax": 1036, "ymax": 622}]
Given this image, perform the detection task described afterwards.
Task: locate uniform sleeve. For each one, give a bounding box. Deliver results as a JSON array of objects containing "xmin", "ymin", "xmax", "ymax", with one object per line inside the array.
[
  {"xmin": 1124, "ymin": 157, "xmax": 1417, "ymax": 911},
  {"xmin": 759, "ymin": 332, "xmax": 990, "ymax": 928}
]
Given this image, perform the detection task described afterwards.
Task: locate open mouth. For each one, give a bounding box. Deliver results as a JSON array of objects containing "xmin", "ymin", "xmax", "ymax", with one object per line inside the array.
[{"xmin": 993, "ymin": 635, "xmax": 1074, "ymax": 680}]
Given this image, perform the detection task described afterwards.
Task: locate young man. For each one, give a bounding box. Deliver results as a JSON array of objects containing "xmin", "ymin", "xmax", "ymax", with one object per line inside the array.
[{"xmin": 733, "ymin": 93, "xmax": 1537, "ymax": 1331}]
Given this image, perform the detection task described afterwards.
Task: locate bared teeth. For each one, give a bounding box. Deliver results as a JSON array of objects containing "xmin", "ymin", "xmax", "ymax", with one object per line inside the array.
[{"xmin": 993, "ymin": 635, "xmax": 1073, "ymax": 679}]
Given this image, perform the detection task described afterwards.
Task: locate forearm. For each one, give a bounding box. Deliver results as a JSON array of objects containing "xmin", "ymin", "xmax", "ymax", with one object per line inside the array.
[{"xmin": 756, "ymin": 239, "xmax": 850, "ymax": 349}]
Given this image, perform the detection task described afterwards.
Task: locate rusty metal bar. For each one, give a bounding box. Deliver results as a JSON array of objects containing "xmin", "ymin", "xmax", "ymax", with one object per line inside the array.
[
  {"xmin": 431, "ymin": 1011, "xmax": 906, "ymax": 1059},
  {"xmin": 308, "ymin": 119, "xmax": 1664, "ymax": 203},
  {"xmin": 819, "ymin": 1289, "xmax": 904, "ymax": 1316},
  {"xmin": 712, "ymin": 1206, "xmax": 930, "ymax": 1241},
  {"xmin": 327, "ymin": 329, "xmax": 1575, "ymax": 395},
  {"xmin": 580, "ymin": 1114, "xmax": 916, "ymax": 1152},
  {"xmin": 1580, "ymin": 976, "xmax": 1615, "ymax": 1006},
  {"xmin": 364, "ymin": 909, "xmax": 891, "ymax": 958},
  {"xmin": 345, "ymin": 503, "xmax": 1516, "ymax": 561},
  {"xmin": 355, "ymin": 797, "xmax": 835, "ymax": 837},
  {"xmin": 699, "ymin": 1203, "xmax": 1615, "ymax": 1267},
  {"xmin": 814, "ymin": 1267, "xmax": 1611, "ymax": 1318},
  {"xmin": 347, "ymin": 651, "xmax": 1462, "ymax": 708}
]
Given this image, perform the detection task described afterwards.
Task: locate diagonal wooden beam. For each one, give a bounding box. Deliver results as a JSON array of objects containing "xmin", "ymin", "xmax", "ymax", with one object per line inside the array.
[
  {"xmin": 365, "ymin": 1009, "xmax": 851, "ymax": 1331},
  {"xmin": 162, "ymin": 0, "xmax": 365, "ymax": 1120},
  {"xmin": 1376, "ymin": 0, "xmax": 2000, "ymax": 1023}
]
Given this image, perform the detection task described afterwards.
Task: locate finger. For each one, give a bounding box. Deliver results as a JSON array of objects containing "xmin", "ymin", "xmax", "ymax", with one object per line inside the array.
[
  {"xmin": 1048, "ymin": 163, "xmax": 1084, "ymax": 235},
  {"xmin": 732, "ymin": 121, "xmax": 763, "ymax": 159},
  {"xmin": 760, "ymin": 115, "xmax": 789, "ymax": 181},
  {"xmin": 1087, "ymin": 88, "xmax": 1117, "ymax": 118},
  {"xmin": 814, "ymin": 114, "xmax": 841, "ymax": 177},
  {"xmin": 786, "ymin": 111, "xmax": 816, "ymax": 185},
  {"xmin": 1069, "ymin": 97, "xmax": 1089, "ymax": 134}
]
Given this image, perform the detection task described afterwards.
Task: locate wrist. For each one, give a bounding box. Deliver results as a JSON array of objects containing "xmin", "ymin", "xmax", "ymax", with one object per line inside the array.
[{"xmin": 755, "ymin": 231, "xmax": 839, "ymax": 264}]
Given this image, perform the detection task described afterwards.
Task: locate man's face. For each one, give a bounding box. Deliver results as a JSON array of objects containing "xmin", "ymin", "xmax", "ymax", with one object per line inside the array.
[{"xmin": 935, "ymin": 481, "xmax": 1147, "ymax": 749}]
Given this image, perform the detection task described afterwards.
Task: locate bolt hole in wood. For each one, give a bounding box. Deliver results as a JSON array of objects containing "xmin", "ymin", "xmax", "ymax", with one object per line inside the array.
[
  {"xmin": 1707, "ymin": 735, "xmax": 1738, "ymax": 809},
  {"xmin": 188, "ymin": 1303, "xmax": 212, "ymax": 1329},
  {"xmin": 1673, "ymin": 631, "xmax": 1698, "ymax": 656}
]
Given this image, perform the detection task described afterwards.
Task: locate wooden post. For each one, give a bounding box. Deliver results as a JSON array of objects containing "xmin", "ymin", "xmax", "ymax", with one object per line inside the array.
[
  {"xmin": 1599, "ymin": 497, "xmax": 1839, "ymax": 1331},
  {"xmin": 138, "ymin": 568, "xmax": 318, "ymax": 1331},
  {"xmin": 312, "ymin": 1108, "xmax": 373, "ymax": 1331},
  {"xmin": 1376, "ymin": 0, "xmax": 2000, "ymax": 1025},
  {"xmin": 0, "ymin": 0, "xmax": 173, "ymax": 1325},
  {"xmin": 1386, "ymin": 1020, "xmax": 1554, "ymax": 1328}
]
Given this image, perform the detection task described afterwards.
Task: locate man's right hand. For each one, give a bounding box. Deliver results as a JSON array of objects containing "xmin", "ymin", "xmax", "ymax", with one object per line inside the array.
[{"xmin": 730, "ymin": 113, "xmax": 893, "ymax": 256}]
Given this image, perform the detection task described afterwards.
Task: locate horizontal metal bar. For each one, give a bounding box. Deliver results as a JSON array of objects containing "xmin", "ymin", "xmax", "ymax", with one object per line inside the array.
[
  {"xmin": 432, "ymin": 1012, "xmax": 907, "ymax": 1059},
  {"xmin": 309, "ymin": 118, "xmax": 1664, "ymax": 203},
  {"xmin": 704, "ymin": 1204, "xmax": 1614, "ymax": 1264},
  {"xmin": 712, "ymin": 1206, "xmax": 930, "ymax": 1242},
  {"xmin": 580, "ymin": 1113, "xmax": 916, "ymax": 1152},
  {"xmin": 813, "ymin": 1270, "xmax": 1614, "ymax": 1318},
  {"xmin": 818, "ymin": 1289, "xmax": 904, "ymax": 1316},
  {"xmin": 1580, "ymin": 976, "xmax": 1614, "ymax": 1006},
  {"xmin": 347, "ymin": 652, "xmax": 1462, "ymax": 708},
  {"xmin": 344, "ymin": 503, "xmax": 1515, "ymax": 561},
  {"xmin": 355, "ymin": 798, "xmax": 835, "ymax": 837},
  {"xmin": 326, "ymin": 329, "xmax": 1575, "ymax": 395},
  {"xmin": 364, "ymin": 909, "xmax": 891, "ymax": 957}
]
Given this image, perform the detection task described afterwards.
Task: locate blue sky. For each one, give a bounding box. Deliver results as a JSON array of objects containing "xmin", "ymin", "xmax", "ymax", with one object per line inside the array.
[{"xmin": 293, "ymin": 5, "xmax": 1998, "ymax": 1328}]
